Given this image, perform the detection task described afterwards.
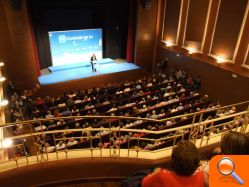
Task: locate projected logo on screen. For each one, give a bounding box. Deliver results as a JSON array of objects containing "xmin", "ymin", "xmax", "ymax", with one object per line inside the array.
[
  {"xmin": 48, "ymin": 28, "xmax": 103, "ymax": 66},
  {"xmin": 58, "ymin": 35, "xmax": 67, "ymax": 43}
]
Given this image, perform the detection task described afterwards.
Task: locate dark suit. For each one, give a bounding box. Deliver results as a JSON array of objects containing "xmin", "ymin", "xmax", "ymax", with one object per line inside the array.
[{"xmin": 90, "ymin": 55, "xmax": 97, "ymax": 72}]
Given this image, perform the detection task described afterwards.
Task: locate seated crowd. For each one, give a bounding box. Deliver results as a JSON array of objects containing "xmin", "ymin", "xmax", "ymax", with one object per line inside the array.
[{"xmin": 5, "ymin": 68, "xmax": 239, "ymax": 156}]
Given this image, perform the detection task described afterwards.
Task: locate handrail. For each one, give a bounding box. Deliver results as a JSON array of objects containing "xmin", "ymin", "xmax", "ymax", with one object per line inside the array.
[
  {"xmin": 0, "ymin": 110, "xmax": 247, "ymax": 141},
  {"xmin": 0, "ymin": 101, "xmax": 247, "ymax": 172}
]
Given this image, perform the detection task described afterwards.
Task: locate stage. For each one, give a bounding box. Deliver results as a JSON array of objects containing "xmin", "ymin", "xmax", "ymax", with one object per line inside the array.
[{"xmin": 38, "ymin": 58, "xmax": 140, "ymax": 85}]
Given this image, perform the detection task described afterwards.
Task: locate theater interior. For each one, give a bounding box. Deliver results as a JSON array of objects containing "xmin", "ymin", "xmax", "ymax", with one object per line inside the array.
[{"xmin": 0, "ymin": 0, "xmax": 249, "ymax": 186}]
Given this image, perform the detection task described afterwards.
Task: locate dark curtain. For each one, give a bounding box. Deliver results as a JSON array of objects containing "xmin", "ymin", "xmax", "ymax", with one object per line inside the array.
[
  {"xmin": 28, "ymin": 0, "xmax": 130, "ymax": 70},
  {"xmin": 26, "ymin": 0, "xmax": 41, "ymax": 75},
  {"xmin": 126, "ymin": 0, "xmax": 137, "ymax": 62}
]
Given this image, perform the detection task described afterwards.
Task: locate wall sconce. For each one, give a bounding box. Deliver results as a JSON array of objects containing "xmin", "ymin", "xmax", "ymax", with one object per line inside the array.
[
  {"xmin": 1, "ymin": 139, "xmax": 13, "ymax": 148},
  {"xmin": 0, "ymin": 62, "xmax": 4, "ymax": 67},
  {"xmin": 0, "ymin": 99, "xmax": 8, "ymax": 106},
  {"xmin": 0, "ymin": 77, "xmax": 6, "ymax": 82},
  {"xmin": 162, "ymin": 40, "xmax": 174, "ymax": 47},
  {"xmin": 186, "ymin": 47, "xmax": 198, "ymax": 54},
  {"xmin": 214, "ymin": 56, "xmax": 227, "ymax": 64},
  {"xmin": 208, "ymin": 54, "xmax": 231, "ymax": 64}
]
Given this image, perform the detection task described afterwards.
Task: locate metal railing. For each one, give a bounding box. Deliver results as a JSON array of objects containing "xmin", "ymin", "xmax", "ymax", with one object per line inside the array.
[{"xmin": 0, "ymin": 101, "xmax": 248, "ymax": 172}]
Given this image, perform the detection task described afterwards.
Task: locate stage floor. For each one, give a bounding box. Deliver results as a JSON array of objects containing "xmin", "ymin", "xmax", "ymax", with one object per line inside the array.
[{"xmin": 38, "ymin": 60, "xmax": 140, "ymax": 85}]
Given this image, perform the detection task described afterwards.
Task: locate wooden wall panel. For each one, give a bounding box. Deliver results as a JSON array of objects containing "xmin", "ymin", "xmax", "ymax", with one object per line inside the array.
[
  {"xmin": 135, "ymin": 0, "xmax": 158, "ymax": 72},
  {"xmin": 183, "ymin": 0, "xmax": 210, "ymax": 51},
  {"xmin": 1, "ymin": 0, "xmax": 38, "ymax": 90},
  {"xmin": 235, "ymin": 2, "xmax": 249, "ymax": 66},
  {"xmin": 157, "ymin": 0, "xmax": 249, "ymax": 91},
  {"xmin": 157, "ymin": 47, "xmax": 249, "ymax": 105},
  {"xmin": 0, "ymin": 1, "xmax": 12, "ymax": 67},
  {"xmin": 161, "ymin": 0, "xmax": 181, "ymax": 44},
  {"xmin": 202, "ymin": 0, "xmax": 220, "ymax": 54},
  {"xmin": 210, "ymin": 0, "xmax": 248, "ymax": 60},
  {"xmin": 176, "ymin": 0, "xmax": 189, "ymax": 46}
]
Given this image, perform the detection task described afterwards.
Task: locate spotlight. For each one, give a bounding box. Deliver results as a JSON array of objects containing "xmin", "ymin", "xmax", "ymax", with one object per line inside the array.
[
  {"xmin": 0, "ymin": 62, "xmax": 4, "ymax": 67},
  {"xmin": 2, "ymin": 139, "xmax": 13, "ymax": 148},
  {"xmin": 0, "ymin": 77, "xmax": 6, "ymax": 82},
  {"xmin": 0, "ymin": 99, "xmax": 8, "ymax": 106}
]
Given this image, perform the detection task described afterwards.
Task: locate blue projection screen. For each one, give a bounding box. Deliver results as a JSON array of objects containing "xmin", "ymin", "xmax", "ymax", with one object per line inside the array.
[{"xmin": 48, "ymin": 28, "xmax": 103, "ymax": 67}]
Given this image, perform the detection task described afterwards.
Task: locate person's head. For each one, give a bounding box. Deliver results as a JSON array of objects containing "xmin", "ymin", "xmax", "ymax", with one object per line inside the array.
[
  {"xmin": 171, "ymin": 140, "xmax": 200, "ymax": 176},
  {"xmin": 69, "ymin": 138, "xmax": 75, "ymax": 142},
  {"xmin": 220, "ymin": 131, "xmax": 249, "ymax": 155}
]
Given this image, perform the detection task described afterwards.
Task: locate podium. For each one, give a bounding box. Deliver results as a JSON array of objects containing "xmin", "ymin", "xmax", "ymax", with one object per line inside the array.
[{"xmin": 93, "ymin": 61, "xmax": 100, "ymax": 72}]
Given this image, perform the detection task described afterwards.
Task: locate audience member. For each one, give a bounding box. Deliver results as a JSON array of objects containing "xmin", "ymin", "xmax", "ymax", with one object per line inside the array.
[
  {"xmin": 200, "ymin": 131, "xmax": 249, "ymax": 185},
  {"xmin": 142, "ymin": 140, "xmax": 208, "ymax": 187},
  {"xmin": 220, "ymin": 131, "xmax": 249, "ymax": 155}
]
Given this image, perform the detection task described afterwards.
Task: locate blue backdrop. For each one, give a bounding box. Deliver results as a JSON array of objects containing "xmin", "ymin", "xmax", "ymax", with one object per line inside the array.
[{"xmin": 48, "ymin": 28, "xmax": 103, "ymax": 66}]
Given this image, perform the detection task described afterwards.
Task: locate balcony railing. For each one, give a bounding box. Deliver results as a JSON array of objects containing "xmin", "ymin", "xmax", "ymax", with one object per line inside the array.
[{"xmin": 0, "ymin": 100, "xmax": 248, "ymax": 172}]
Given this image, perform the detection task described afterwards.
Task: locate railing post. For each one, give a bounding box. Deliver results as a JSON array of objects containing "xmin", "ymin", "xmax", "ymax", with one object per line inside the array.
[
  {"xmin": 136, "ymin": 137, "xmax": 140, "ymax": 158},
  {"xmin": 198, "ymin": 113, "xmax": 203, "ymax": 124},
  {"xmin": 118, "ymin": 119, "xmax": 121, "ymax": 157},
  {"xmin": 173, "ymin": 135, "xmax": 177, "ymax": 147},
  {"xmin": 192, "ymin": 113, "xmax": 197, "ymax": 125},
  {"xmin": 99, "ymin": 131, "xmax": 102, "ymax": 157},
  {"xmin": 127, "ymin": 137, "xmax": 130, "ymax": 158},
  {"xmin": 206, "ymin": 122, "xmax": 214, "ymax": 146},
  {"xmin": 181, "ymin": 129, "xmax": 185, "ymax": 141},
  {"xmin": 109, "ymin": 121, "xmax": 112, "ymax": 157},
  {"xmin": 189, "ymin": 112, "xmax": 203, "ymax": 143},
  {"xmin": 63, "ymin": 137, "xmax": 68, "ymax": 159},
  {"xmin": 118, "ymin": 120, "xmax": 121, "ymax": 157},
  {"xmin": 90, "ymin": 135, "xmax": 93, "ymax": 158},
  {"xmin": 240, "ymin": 105, "xmax": 249, "ymax": 133},
  {"xmin": 14, "ymin": 156, "xmax": 18, "ymax": 167},
  {"xmin": 22, "ymin": 141, "xmax": 29, "ymax": 164},
  {"xmin": 52, "ymin": 133, "xmax": 58, "ymax": 160},
  {"xmin": 29, "ymin": 123, "xmax": 38, "ymax": 158},
  {"xmin": 199, "ymin": 123, "xmax": 207, "ymax": 147}
]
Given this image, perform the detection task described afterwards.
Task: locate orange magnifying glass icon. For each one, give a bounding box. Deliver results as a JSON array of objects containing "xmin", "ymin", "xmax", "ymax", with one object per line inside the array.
[{"xmin": 217, "ymin": 157, "xmax": 244, "ymax": 185}]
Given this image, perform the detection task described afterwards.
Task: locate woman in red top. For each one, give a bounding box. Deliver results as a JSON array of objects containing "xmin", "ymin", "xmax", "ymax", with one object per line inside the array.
[{"xmin": 142, "ymin": 141, "xmax": 208, "ymax": 187}]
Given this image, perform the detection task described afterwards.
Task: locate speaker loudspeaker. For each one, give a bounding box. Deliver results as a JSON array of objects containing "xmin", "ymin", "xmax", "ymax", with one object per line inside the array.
[
  {"xmin": 11, "ymin": 0, "xmax": 22, "ymax": 10},
  {"xmin": 142, "ymin": 0, "xmax": 152, "ymax": 9}
]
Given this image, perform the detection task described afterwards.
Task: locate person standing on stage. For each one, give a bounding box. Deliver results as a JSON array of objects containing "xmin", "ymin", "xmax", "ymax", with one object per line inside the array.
[{"xmin": 90, "ymin": 53, "xmax": 97, "ymax": 72}]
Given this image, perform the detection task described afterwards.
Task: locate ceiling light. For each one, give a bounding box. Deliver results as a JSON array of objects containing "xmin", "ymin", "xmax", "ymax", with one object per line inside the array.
[{"xmin": 2, "ymin": 139, "xmax": 13, "ymax": 148}]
